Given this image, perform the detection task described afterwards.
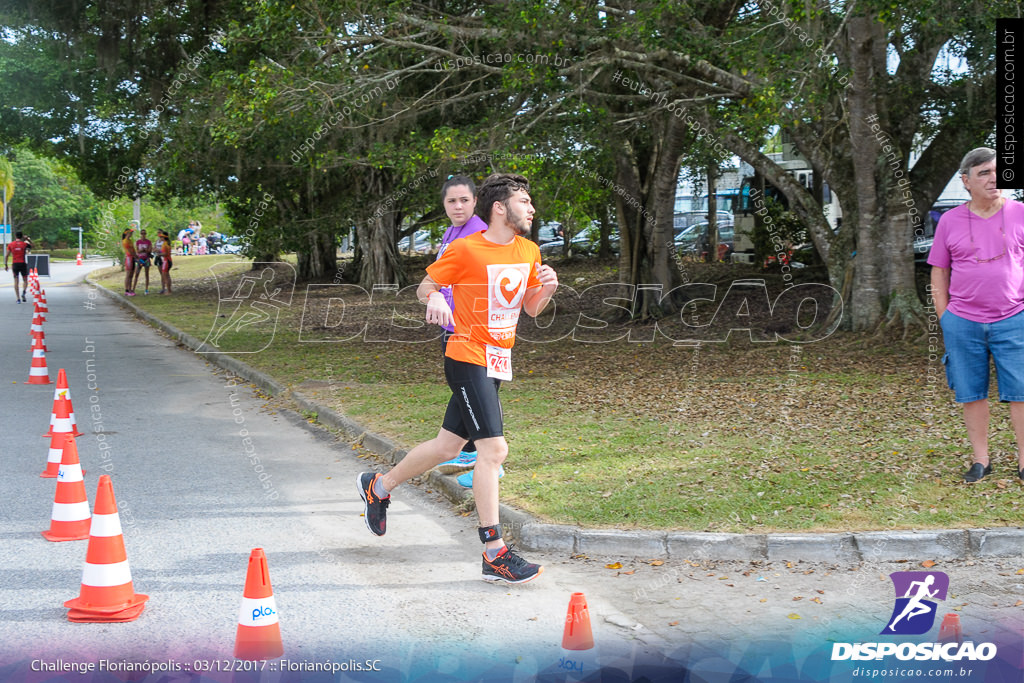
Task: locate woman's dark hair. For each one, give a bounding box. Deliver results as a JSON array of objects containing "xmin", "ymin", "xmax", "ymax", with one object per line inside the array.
[
  {"xmin": 441, "ymin": 175, "xmax": 476, "ymax": 202},
  {"xmin": 475, "ymin": 173, "xmax": 530, "ymax": 225}
]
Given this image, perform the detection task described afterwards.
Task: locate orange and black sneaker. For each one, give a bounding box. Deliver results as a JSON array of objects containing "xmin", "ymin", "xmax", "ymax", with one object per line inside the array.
[
  {"xmin": 482, "ymin": 545, "xmax": 543, "ymax": 584},
  {"xmin": 357, "ymin": 472, "xmax": 390, "ymax": 536}
]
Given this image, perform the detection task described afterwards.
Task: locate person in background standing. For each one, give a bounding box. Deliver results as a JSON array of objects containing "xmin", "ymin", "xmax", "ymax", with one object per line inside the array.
[{"xmin": 928, "ymin": 147, "xmax": 1024, "ymax": 483}]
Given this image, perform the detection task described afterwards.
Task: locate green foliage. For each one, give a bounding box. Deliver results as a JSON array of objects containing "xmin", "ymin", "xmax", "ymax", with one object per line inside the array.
[
  {"xmin": 749, "ymin": 196, "xmax": 806, "ymax": 264},
  {"xmin": 3, "ymin": 147, "xmax": 100, "ymax": 246}
]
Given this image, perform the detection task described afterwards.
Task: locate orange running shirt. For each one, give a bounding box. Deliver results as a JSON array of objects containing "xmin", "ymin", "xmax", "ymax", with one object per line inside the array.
[
  {"xmin": 122, "ymin": 237, "xmax": 136, "ymax": 257},
  {"xmin": 426, "ymin": 231, "xmax": 542, "ymax": 368}
]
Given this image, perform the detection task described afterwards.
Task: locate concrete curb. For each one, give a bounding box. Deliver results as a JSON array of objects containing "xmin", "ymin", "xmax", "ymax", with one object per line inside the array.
[{"xmin": 88, "ymin": 279, "xmax": 1024, "ymax": 562}]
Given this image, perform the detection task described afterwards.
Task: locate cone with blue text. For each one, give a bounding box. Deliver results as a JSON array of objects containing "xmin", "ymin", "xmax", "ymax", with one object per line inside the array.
[
  {"xmin": 44, "ymin": 369, "xmax": 83, "ymax": 438},
  {"xmin": 26, "ymin": 346, "xmax": 52, "ymax": 385},
  {"xmin": 64, "ymin": 475, "xmax": 148, "ymax": 622},
  {"xmin": 42, "ymin": 434, "xmax": 90, "ymax": 541},
  {"xmin": 558, "ymin": 592, "xmax": 597, "ymax": 679},
  {"xmin": 234, "ymin": 548, "xmax": 283, "ymax": 660}
]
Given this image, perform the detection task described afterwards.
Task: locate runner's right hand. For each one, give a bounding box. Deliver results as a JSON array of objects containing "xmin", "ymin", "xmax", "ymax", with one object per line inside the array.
[{"xmin": 425, "ymin": 291, "xmax": 453, "ymax": 328}]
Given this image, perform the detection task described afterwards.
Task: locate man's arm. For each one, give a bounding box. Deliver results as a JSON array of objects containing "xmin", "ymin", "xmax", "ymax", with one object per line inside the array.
[
  {"xmin": 930, "ymin": 267, "xmax": 951, "ymax": 318},
  {"xmin": 523, "ymin": 262, "xmax": 558, "ymax": 317},
  {"xmin": 418, "ymin": 274, "xmax": 452, "ymax": 328}
]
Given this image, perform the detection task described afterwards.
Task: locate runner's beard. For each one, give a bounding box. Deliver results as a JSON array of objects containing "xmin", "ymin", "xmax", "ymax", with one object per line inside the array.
[{"xmin": 511, "ymin": 213, "xmax": 532, "ymax": 236}]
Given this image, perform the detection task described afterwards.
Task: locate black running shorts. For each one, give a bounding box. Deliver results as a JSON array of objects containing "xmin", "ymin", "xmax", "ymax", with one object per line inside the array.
[
  {"xmin": 12, "ymin": 263, "xmax": 28, "ymax": 278},
  {"xmin": 441, "ymin": 357, "xmax": 503, "ymax": 440}
]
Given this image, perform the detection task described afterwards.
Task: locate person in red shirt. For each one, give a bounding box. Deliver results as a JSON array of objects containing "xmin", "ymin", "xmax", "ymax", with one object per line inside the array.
[
  {"xmin": 4, "ymin": 231, "xmax": 32, "ymax": 303},
  {"xmin": 357, "ymin": 173, "xmax": 558, "ymax": 584}
]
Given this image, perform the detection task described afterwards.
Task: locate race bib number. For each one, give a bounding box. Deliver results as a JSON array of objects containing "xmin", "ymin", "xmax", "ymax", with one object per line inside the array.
[{"xmin": 486, "ymin": 345, "xmax": 512, "ymax": 381}]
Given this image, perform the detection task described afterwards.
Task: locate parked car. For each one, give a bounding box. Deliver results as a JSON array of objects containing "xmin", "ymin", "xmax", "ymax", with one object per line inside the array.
[
  {"xmin": 220, "ymin": 236, "xmax": 244, "ymax": 254},
  {"xmin": 399, "ymin": 229, "xmax": 436, "ymax": 254},
  {"xmin": 674, "ymin": 210, "xmax": 734, "ymax": 232},
  {"xmin": 535, "ymin": 221, "xmax": 563, "ymax": 244},
  {"xmin": 676, "ymin": 222, "xmax": 734, "ymax": 260},
  {"xmin": 913, "ymin": 199, "xmax": 961, "ymax": 265},
  {"xmin": 538, "ymin": 232, "xmax": 595, "ymax": 256}
]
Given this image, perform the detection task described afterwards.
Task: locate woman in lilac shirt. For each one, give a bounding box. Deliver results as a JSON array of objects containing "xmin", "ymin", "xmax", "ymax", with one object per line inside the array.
[{"xmin": 431, "ymin": 175, "xmax": 491, "ymax": 485}]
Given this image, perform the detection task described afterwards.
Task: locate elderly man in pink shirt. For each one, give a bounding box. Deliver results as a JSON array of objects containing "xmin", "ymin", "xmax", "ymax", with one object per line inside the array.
[{"xmin": 929, "ymin": 147, "xmax": 1024, "ymax": 483}]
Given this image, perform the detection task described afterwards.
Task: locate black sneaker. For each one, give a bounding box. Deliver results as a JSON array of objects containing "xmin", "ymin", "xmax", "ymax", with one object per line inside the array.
[
  {"xmin": 963, "ymin": 462, "xmax": 992, "ymax": 483},
  {"xmin": 482, "ymin": 545, "xmax": 544, "ymax": 584},
  {"xmin": 356, "ymin": 472, "xmax": 389, "ymax": 536}
]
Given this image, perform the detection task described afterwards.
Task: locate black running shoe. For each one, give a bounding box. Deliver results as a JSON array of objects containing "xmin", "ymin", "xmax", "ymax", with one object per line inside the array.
[
  {"xmin": 963, "ymin": 462, "xmax": 992, "ymax": 483},
  {"xmin": 357, "ymin": 472, "xmax": 389, "ymax": 536},
  {"xmin": 482, "ymin": 545, "xmax": 544, "ymax": 584}
]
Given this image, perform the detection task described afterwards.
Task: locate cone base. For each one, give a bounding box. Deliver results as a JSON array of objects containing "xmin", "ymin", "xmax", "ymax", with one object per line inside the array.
[
  {"xmin": 235, "ymin": 624, "xmax": 284, "ymax": 661},
  {"xmin": 26, "ymin": 378, "xmax": 53, "ymax": 385},
  {"xmin": 41, "ymin": 527, "xmax": 90, "ymax": 542},
  {"xmin": 67, "ymin": 602, "xmax": 146, "ymax": 623},
  {"xmin": 65, "ymin": 592, "xmax": 149, "ymax": 615}
]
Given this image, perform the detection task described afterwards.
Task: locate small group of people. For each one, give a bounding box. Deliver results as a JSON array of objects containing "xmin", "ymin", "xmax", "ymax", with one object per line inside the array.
[
  {"xmin": 4, "ymin": 230, "xmax": 33, "ymax": 302},
  {"xmin": 121, "ymin": 224, "xmax": 172, "ymax": 296},
  {"xmin": 179, "ymin": 220, "xmax": 207, "ymax": 255}
]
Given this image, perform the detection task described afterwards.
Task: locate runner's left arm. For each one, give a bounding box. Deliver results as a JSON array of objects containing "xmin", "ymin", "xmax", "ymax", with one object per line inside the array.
[{"xmin": 522, "ymin": 262, "xmax": 558, "ymax": 317}]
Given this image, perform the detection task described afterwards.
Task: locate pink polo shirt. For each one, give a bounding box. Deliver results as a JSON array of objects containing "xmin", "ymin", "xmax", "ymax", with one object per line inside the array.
[{"xmin": 927, "ymin": 199, "xmax": 1024, "ymax": 323}]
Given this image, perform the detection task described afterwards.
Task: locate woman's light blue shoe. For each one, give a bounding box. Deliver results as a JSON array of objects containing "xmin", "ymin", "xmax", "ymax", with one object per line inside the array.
[{"xmin": 457, "ymin": 466, "xmax": 505, "ymax": 488}]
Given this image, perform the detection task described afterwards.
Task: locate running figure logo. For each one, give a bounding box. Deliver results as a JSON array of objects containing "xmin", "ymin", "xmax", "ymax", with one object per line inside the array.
[
  {"xmin": 200, "ymin": 263, "xmax": 296, "ymax": 354},
  {"xmin": 880, "ymin": 571, "xmax": 949, "ymax": 635}
]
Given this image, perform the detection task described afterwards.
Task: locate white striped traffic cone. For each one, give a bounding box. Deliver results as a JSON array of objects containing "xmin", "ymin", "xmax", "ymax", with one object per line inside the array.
[
  {"xmin": 44, "ymin": 369, "xmax": 83, "ymax": 438},
  {"xmin": 42, "ymin": 434, "xmax": 90, "ymax": 541},
  {"xmin": 64, "ymin": 475, "xmax": 148, "ymax": 622},
  {"xmin": 29, "ymin": 313, "xmax": 47, "ymax": 352},
  {"xmin": 26, "ymin": 346, "xmax": 52, "ymax": 385}
]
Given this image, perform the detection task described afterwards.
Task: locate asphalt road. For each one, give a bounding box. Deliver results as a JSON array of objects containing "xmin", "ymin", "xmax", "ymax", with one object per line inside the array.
[{"xmin": 0, "ymin": 262, "xmax": 1021, "ymax": 682}]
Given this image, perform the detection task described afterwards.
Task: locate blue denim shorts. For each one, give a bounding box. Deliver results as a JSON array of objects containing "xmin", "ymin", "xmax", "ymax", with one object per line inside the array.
[{"xmin": 940, "ymin": 309, "xmax": 1024, "ymax": 403}]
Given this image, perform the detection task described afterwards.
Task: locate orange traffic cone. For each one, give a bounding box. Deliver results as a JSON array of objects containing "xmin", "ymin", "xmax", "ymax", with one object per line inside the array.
[
  {"xmin": 38, "ymin": 288, "xmax": 48, "ymax": 310},
  {"xmin": 41, "ymin": 431, "xmax": 70, "ymax": 478},
  {"xmin": 64, "ymin": 475, "xmax": 148, "ymax": 622},
  {"xmin": 44, "ymin": 369, "xmax": 83, "ymax": 438},
  {"xmin": 42, "ymin": 434, "xmax": 91, "ymax": 541},
  {"xmin": 76, "ymin": 253, "xmax": 83, "ymax": 266},
  {"xmin": 33, "ymin": 300, "xmax": 46, "ymax": 322},
  {"xmin": 559, "ymin": 592, "xmax": 597, "ymax": 679},
  {"xmin": 29, "ymin": 314, "xmax": 47, "ymax": 352},
  {"xmin": 562, "ymin": 592, "xmax": 595, "ymax": 650},
  {"xmin": 234, "ymin": 548, "xmax": 284, "ymax": 660},
  {"xmin": 26, "ymin": 346, "xmax": 52, "ymax": 385},
  {"xmin": 937, "ymin": 613, "xmax": 962, "ymax": 644}
]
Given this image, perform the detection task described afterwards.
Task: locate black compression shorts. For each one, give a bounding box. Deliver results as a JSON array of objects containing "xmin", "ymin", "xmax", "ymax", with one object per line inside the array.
[
  {"xmin": 11, "ymin": 263, "xmax": 28, "ymax": 278},
  {"xmin": 441, "ymin": 357, "xmax": 503, "ymax": 440}
]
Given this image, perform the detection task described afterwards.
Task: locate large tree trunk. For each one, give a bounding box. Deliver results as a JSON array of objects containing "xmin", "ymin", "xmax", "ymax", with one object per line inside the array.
[
  {"xmin": 612, "ymin": 115, "xmax": 685, "ymax": 320},
  {"xmin": 846, "ymin": 15, "xmax": 886, "ymax": 331},
  {"xmin": 296, "ymin": 228, "xmax": 337, "ymax": 281},
  {"xmin": 357, "ymin": 171, "xmax": 405, "ymax": 288},
  {"xmin": 356, "ymin": 212, "xmax": 404, "ymax": 289}
]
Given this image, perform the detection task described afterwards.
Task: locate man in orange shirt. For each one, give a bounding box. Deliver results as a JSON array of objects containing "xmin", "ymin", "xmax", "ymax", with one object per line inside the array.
[{"xmin": 357, "ymin": 173, "xmax": 558, "ymax": 583}]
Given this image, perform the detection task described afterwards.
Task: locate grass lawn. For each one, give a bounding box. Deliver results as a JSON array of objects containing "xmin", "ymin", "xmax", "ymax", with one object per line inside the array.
[{"xmin": 90, "ymin": 255, "xmax": 1024, "ymax": 532}]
